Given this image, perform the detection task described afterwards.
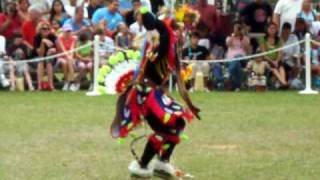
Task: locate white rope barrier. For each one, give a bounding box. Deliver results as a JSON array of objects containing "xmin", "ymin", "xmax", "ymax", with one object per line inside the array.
[
  {"xmin": 181, "ymin": 40, "xmax": 305, "ymax": 64},
  {"xmin": 0, "ymin": 42, "xmax": 94, "ymax": 64}
]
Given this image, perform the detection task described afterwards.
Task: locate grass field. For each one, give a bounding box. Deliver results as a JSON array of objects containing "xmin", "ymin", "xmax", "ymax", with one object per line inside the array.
[{"xmin": 0, "ymin": 91, "xmax": 320, "ymax": 180}]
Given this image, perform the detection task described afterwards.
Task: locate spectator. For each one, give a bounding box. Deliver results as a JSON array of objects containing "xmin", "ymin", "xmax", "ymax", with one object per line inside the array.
[
  {"xmin": 92, "ymin": 0, "xmax": 124, "ymax": 32},
  {"xmin": 226, "ymin": 21, "xmax": 251, "ymax": 91},
  {"xmin": 281, "ymin": 22, "xmax": 301, "ymax": 84},
  {"xmin": 34, "ymin": 22, "xmax": 57, "ymax": 90},
  {"xmin": 310, "ymin": 20, "xmax": 320, "ymax": 36},
  {"xmin": 49, "ymin": 0, "xmax": 69, "ymax": 26},
  {"xmin": 64, "ymin": 6, "xmax": 93, "ymax": 36},
  {"xmin": 240, "ymin": 0, "xmax": 272, "ymax": 33},
  {"xmin": 149, "ymin": 0, "xmax": 164, "ymax": 15},
  {"xmin": 259, "ymin": 22, "xmax": 287, "ymax": 87},
  {"xmin": 56, "ymin": 23, "xmax": 77, "ymax": 91},
  {"xmin": 294, "ymin": 18, "xmax": 308, "ymax": 41},
  {"xmin": 273, "ymin": 0, "xmax": 303, "ymax": 32},
  {"xmin": 182, "ymin": 31, "xmax": 211, "ymax": 92},
  {"xmin": 297, "ymin": 0, "xmax": 320, "ymax": 26},
  {"xmin": 0, "ymin": 2, "xmax": 23, "ymax": 44},
  {"xmin": 87, "ymin": 0, "xmax": 103, "ymax": 20},
  {"xmin": 65, "ymin": 0, "xmax": 88, "ymax": 18},
  {"xmin": 96, "ymin": 28, "xmax": 115, "ymax": 64},
  {"xmin": 75, "ymin": 33, "xmax": 93, "ymax": 91},
  {"xmin": 0, "ymin": 55, "xmax": 15, "ymax": 91},
  {"xmin": 125, "ymin": 0, "xmax": 142, "ymax": 26},
  {"xmin": 51, "ymin": 19, "xmax": 63, "ymax": 36},
  {"xmin": 130, "ymin": 11, "xmax": 146, "ymax": 49},
  {"xmin": 6, "ymin": 33, "xmax": 34, "ymax": 91},
  {"xmin": 192, "ymin": 0, "xmax": 218, "ymax": 35},
  {"xmin": 17, "ymin": 0, "xmax": 30, "ymax": 22},
  {"xmin": 245, "ymin": 49, "xmax": 270, "ymax": 91},
  {"xmin": 114, "ymin": 22, "xmax": 132, "ymax": 49},
  {"xmin": 22, "ymin": 6, "xmax": 44, "ymax": 50},
  {"xmin": 28, "ymin": 0, "xmax": 53, "ymax": 16}
]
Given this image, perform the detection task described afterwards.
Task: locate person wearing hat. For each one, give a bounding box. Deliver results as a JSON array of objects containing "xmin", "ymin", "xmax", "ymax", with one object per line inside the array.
[{"xmin": 56, "ymin": 23, "xmax": 77, "ymax": 91}]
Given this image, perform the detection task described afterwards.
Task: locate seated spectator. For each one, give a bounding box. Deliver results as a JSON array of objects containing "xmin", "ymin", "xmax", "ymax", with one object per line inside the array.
[
  {"xmin": 56, "ymin": 23, "xmax": 77, "ymax": 91},
  {"xmin": 49, "ymin": 0, "xmax": 69, "ymax": 26},
  {"xmin": 0, "ymin": 2, "xmax": 23, "ymax": 45},
  {"xmin": 114, "ymin": 22, "xmax": 132, "ymax": 49},
  {"xmin": 125, "ymin": 0, "xmax": 142, "ymax": 26},
  {"xmin": 309, "ymin": 20, "xmax": 320, "ymax": 36},
  {"xmin": 17, "ymin": 0, "xmax": 30, "ymax": 22},
  {"xmin": 297, "ymin": 0, "xmax": 319, "ymax": 26},
  {"xmin": 281, "ymin": 22, "xmax": 301, "ymax": 85},
  {"xmin": 182, "ymin": 31, "xmax": 211, "ymax": 92},
  {"xmin": 226, "ymin": 21, "xmax": 251, "ymax": 91},
  {"xmin": 51, "ymin": 19, "xmax": 63, "ymax": 36},
  {"xmin": 64, "ymin": 6, "xmax": 93, "ymax": 36},
  {"xmin": 87, "ymin": 0, "xmax": 103, "ymax": 20},
  {"xmin": 27, "ymin": 0, "xmax": 52, "ymax": 16},
  {"xmin": 245, "ymin": 50, "xmax": 270, "ymax": 91},
  {"xmin": 74, "ymin": 33, "xmax": 93, "ymax": 91},
  {"xmin": 259, "ymin": 22, "xmax": 287, "ymax": 87},
  {"xmin": 240, "ymin": 0, "xmax": 272, "ymax": 34},
  {"xmin": 22, "ymin": 6, "xmax": 44, "ymax": 51},
  {"xmin": 65, "ymin": 0, "xmax": 89, "ymax": 18},
  {"xmin": 0, "ymin": 55, "xmax": 15, "ymax": 91},
  {"xmin": 92, "ymin": 0, "xmax": 124, "ymax": 32},
  {"xmin": 6, "ymin": 33, "xmax": 34, "ymax": 91},
  {"xmin": 129, "ymin": 11, "xmax": 146, "ymax": 49},
  {"xmin": 34, "ymin": 22, "xmax": 57, "ymax": 90},
  {"xmin": 96, "ymin": 28, "xmax": 115, "ymax": 64}
]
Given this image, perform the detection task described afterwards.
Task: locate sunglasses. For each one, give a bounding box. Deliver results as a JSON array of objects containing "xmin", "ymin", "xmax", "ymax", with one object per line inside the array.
[{"xmin": 42, "ymin": 27, "xmax": 50, "ymax": 30}]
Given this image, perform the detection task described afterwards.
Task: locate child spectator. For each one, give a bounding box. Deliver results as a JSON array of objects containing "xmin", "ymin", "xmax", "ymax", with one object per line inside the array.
[
  {"xmin": 34, "ymin": 22, "xmax": 57, "ymax": 90},
  {"xmin": 96, "ymin": 28, "xmax": 115, "ymax": 65},
  {"xmin": 7, "ymin": 33, "xmax": 34, "ymax": 91},
  {"xmin": 245, "ymin": 50, "xmax": 270, "ymax": 91},
  {"xmin": 182, "ymin": 31, "xmax": 211, "ymax": 92},
  {"xmin": 56, "ymin": 23, "xmax": 77, "ymax": 91},
  {"xmin": 114, "ymin": 22, "xmax": 132, "ymax": 49},
  {"xmin": 74, "ymin": 33, "xmax": 93, "ymax": 91},
  {"xmin": 259, "ymin": 22, "xmax": 287, "ymax": 87},
  {"xmin": 51, "ymin": 19, "xmax": 63, "ymax": 36}
]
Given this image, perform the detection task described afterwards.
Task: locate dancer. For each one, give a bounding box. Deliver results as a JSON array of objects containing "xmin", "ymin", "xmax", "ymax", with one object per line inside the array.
[{"xmin": 111, "ymin": 7, "xmax": 200, "ymax": 178}]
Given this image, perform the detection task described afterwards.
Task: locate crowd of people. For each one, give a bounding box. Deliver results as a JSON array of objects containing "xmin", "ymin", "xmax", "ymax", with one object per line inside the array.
[{"xmin": 0, "ymin": 0, "xmax": 320, "ymax": 92}]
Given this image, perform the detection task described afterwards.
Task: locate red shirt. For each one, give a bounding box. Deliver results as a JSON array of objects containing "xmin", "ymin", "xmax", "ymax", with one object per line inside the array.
[
  {"xmin": 193, "ymin": 3, "xmax": 218, "ymax": 33},
  {"xmin": 21, "ymin": 20, "xmax": 40, "ymax": 47},
  {"xmin": 0, "ymin": 13, "xmax": 22, "ymax": 39},
  {"xmin": 58, "ymin": 35, "xmax": 77, "ymax": 52}
]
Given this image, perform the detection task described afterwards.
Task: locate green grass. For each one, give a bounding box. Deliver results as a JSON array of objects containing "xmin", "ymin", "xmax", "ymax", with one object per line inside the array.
[{"xmin": 0, "ymin": 91, "xmax": 320, "ymax": 180}]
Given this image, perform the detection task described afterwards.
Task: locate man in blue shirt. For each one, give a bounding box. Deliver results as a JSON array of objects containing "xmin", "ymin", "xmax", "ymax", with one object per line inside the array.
[
  {"xmin": 64, "ymin": 7, "xmax": 93, "ymax": 35},
  {"xmin": 92, "ymin": 0, "xmax": 124, "ymax": 32}
]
